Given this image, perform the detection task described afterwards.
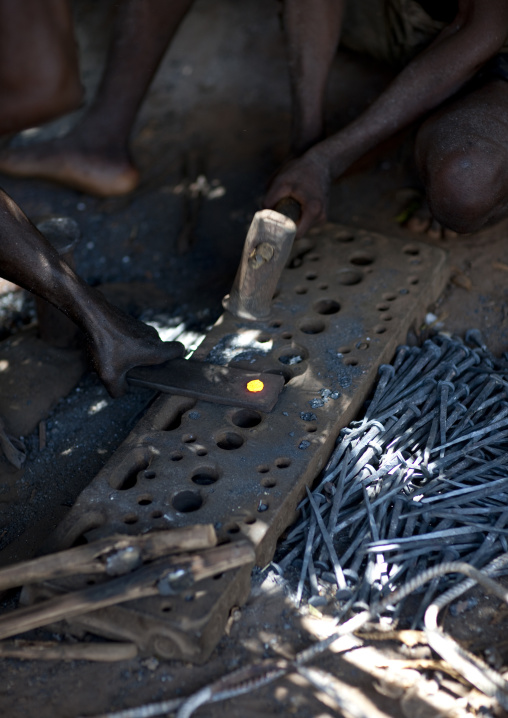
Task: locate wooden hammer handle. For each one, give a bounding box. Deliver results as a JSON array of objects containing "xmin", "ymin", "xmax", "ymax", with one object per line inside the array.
[{"xmin": 274, "ymin": 197, "xmax": 302, "ymax": 224}]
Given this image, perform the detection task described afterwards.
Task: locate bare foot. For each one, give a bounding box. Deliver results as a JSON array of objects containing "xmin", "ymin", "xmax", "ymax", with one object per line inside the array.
[
  {"xmin": 84, "ymin": 302, "xmax": 184, "ymax": 398},
  {"xmin": 0, "ymin": 136, "xmax": 139, "ymax": 197},
  {"xmin": 400, "ymin": 193, "xmax": 458, "ymax": 239}
]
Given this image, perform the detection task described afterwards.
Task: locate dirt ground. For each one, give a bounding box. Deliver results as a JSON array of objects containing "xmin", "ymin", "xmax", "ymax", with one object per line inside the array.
[{"xmin": 2, "ymin": 1, "xmax": 508, "ymax": 716}]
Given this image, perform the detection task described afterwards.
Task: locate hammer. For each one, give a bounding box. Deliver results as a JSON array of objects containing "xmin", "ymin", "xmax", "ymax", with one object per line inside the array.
[{"xmin": 222, "ymin": 197, "xmax": 301, "ymax": 321}]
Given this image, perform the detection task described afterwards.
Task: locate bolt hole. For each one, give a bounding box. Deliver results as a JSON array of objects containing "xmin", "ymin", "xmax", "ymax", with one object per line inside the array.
[
  {"xmin": 409, "ymin": 276, "xmax": 420, "ymax": 285},
  {"xmin": 112, "ymin": 456, "xmax": 150, "ymax": 491},
  {"xmin": 295, "ymin": 285, "xmax": 308, "ymax": 295},
  {"xmin": 403, "ymin": 245, "xmax": 420, "ymax": 256},
  {"xmin": 376, "ymin": 303, "xmax": 390, "ymax": 312},
  {"xmin": 163, "ymin": 410, "xmax": 185, "ymax": 431},
  {"xmin": 151, "ymin": 510, "xmax": 163, "ymax": 519},
  {"xmin": 232, "ymin": 409, "xmax": 262, "ymax": 428},
  {"xmin": 374, "ymin": 325, "xmax": 387, "ymax": 334},
  {"xmin": 305, "ymin": 425, "xmax": 317, "ymax": 433},
  {"xmin": 244, "ymin": 516, "xmax": 257, "ymax": 525},
  {"xmin": 337, "ymin": 346, "xmax": 351, "ymax": 354},
  {"xmin": 350, "ymin": 252, "xmax": 374, "ymax": 266},
  {"xmin": 226, "ymin": 523, "xmax": 241, "ymax": 534},
  {"xmin": 216, "ymin": 432, "xmax": 244, "ymax": 450},
  {"xmin": 299, "ymin": 318, "xmax": 325, "ymax": 335},
  {"xmin": 170, "ymin": 452, "xmax": 183, "ymax": 461},
  {"xmin": 270, "ymin": 320, "xmax": 282, "ymax": 328},
  {"xmin": 123, "ymin": 514, "xmax": 138, "ymax": 525},
  {"xmin": 278, "ymin": 347, "xmax": 307, "ymax": 364},
  {"xmin": 334, "ymin": 230, "xmax": 355, "ymax": 242},
  {"xmin": 191, "ymin": 469, "xmax": 219, "ymax": 486},
  {"xmin": 257, "ymin": 333, "xmax": 271, "ymax": 343},
  {"xmin": 261, "ymin": 478, "xmax": 276, "ymax": 488},
  {"xmin": 196, "ymin": 448, "xmax": 208, "ymax": 456},
  {"xmin": 258, "ymin": 502, "xmax": 269, "ymax": 513},
  {"xmin": 338, "ymin": 269, "xmax": 362, "ymax": 285},
  {"xmin": 137, "ymin": 495, "xmax": 153, "ymax": 506},
  {"xmin": 161, "ymin": 604, "xmax": 172, "ymax": 613},
  {"xmin": 182, "ymin": 434, "xmax": 196, "ymax": 444},
  {"xmin": 172, "ymin": 490, "xmax": 203, "ymax": 513},
  {"xmin": 314, "ymin": 299, "xmax": 340, "ymax": 315},
  {"xmin": 382, "ymin": 315, "xmax": 393, "ymax": 322},
  {"xmin": 213, "ymin": 573, "xmax": 224, "ymax": 580},
  {"xmin": 144, "ymin": 470, "xmax": 156, "ymax": 479},
  {"xmin": 356, "ymin": 341, "xmax": 369, "ymax": 350},
  {"xmin": 281, "ymin": 331, "xmax": 293, "ymax": 340},
  {"xmin": 257, "ymin": 465, "xmax": 270, "ymax": 473},
  {"xmin": 305, "ymin": 272, "xmax": 318, "ymax": 280},
  {"xmin": 275, "ymin": 457, "xmax": 291, "ymax": 469},
  {"xmin": 319, "ymin": 284, "xmax": 328, "ymax": 290},
  {"xmin": 383, "ymin": 293, "xmax": 397, "ymax": 301},
  {"xmin": 344, "ymin": 358, "xmax": 358, "ymax": 366}
]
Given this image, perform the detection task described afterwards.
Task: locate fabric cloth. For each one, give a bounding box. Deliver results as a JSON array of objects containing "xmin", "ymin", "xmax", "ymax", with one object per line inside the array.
[{"xmin": 341, "ymin": 0, "xmax": 508, "ymax": 68}]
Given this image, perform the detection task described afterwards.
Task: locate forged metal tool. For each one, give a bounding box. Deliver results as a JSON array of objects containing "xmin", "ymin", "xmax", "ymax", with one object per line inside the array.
[
  {"xmin": 127, "ymin": 357, "xmax": 285, "ymax": 412},
  {"xmin": 0, "ymin": 541, "xmax": 254, "ymax": 641},
  {"xmin": 0, "ymin": 525, "xmax": 217, "ymax": 593},
  {"xmin": 127, "ymin": 199, "xmax": 299, "ymax": 409}
]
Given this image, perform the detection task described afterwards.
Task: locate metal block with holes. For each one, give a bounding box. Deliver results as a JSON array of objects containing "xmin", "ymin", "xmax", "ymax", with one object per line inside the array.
[{"xmin": 25, "ymin": 224, "xmax": 449, "ymax": 662}]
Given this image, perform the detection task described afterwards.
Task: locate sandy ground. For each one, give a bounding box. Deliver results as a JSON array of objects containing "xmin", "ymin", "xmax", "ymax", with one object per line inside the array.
[{"xmin": 1, "ymin": 1, "xmax": 508, "ymax": 716}]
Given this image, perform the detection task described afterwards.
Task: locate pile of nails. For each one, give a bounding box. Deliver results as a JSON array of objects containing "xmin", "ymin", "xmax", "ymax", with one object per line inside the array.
[{"xmin": 277, "ymin": 329, "xmax": 508, "ymax": 626}]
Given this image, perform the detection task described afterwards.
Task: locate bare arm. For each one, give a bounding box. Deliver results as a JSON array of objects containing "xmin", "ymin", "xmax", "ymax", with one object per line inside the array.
[
  {"xmin": 0, "ymin": 190, "xmax": 183, "ymax": 397},
  {"xmin": 283, "ymin": 0, "xmax": 345, "ymax": 153},
  {"xmin": 266, "ymin": 0, "xmax": 508, "ymax": 234}
]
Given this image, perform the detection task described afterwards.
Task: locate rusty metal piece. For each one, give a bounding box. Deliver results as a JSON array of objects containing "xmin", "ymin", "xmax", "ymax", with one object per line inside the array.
[
  {"xmin": 0, "ymin": 525, "xmax": 217, "ymax": 593},
  {"xmin": 35, "ymin": 217, "xmax": 81, "ymax": 348},
  {"xmin": 127, "ymin": 358, "xmax": 285, "ymax": 412},
  {"xmin": 222, "ymin": 209, "xmax": 297, "ymax": 320},
  {"xmin": 28, "ymin": 224, "xmax": 449, "ymax": 662},
  {"xmin": 0, "ymin": 639, "xmax": 138, "ymax": 662},
  {"xmin": 1, "ymin": 542, "xmax": 253, "ymax": 640}
]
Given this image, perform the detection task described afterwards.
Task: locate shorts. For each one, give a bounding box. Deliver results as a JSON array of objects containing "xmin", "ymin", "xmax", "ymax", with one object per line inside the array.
[{"xmin": 341, "ymin": 0, "xmax": 508, "ymax": 70}]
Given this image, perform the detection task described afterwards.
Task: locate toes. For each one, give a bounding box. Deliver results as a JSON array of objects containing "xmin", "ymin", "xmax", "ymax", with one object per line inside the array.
[
  {"xmin": 426, "ymin": 219, "xmax": 443, "ymax": 240},
  {"xmin": 406, "ymin": 215, "xmax": 431, "ymax": 233}
]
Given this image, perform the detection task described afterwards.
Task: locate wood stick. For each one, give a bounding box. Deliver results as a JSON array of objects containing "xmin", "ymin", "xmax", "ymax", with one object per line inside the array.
[
  {"xmin": 0, "ymin": 542, "xmax": 254, "ymax": 640},
  {"xmin": 0, "ymin": 639, "xmax": 137, "ymax": 662},
  {"xmin": 0, "ymin": 524, "xmax": 217, "ymax": 592},
  {"xmin": 222, "ymin": 209, "xmax": 297, "ymax": 320}
]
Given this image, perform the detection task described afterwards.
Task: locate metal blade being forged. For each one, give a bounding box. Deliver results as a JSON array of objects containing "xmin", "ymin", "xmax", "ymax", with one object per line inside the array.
[{"xmin": 127, "ymin": 358, "xmax": 285, "ymax": 412}]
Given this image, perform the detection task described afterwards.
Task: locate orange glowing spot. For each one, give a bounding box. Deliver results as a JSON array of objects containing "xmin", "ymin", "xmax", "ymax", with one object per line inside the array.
[{"xmin": 247, "ymin": 379, "xmax": 264, "ymax": 393}]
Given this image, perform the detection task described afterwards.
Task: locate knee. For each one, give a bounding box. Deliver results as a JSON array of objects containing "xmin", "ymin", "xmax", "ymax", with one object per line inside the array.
[{"xmin": 417, "ymin": 136, "xmax": 507, "ymax": 233}]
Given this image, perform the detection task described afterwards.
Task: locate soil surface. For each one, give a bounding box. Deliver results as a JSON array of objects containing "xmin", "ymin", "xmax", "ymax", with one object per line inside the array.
[{"xmin": 1, "ymin": 1, "xmax": 508, "ymax": 717}]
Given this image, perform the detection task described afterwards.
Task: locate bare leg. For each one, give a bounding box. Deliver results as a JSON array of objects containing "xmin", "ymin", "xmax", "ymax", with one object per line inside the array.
[
  {"xmin": 0, "ymin": 0, "xmax": 83, "ymax": 135},
  {"xmin": 0, "ymin": 189, "xmax": 183, "ymax": 397},
  {"xmin": 415, "ymin": 79, "xmax": 508, "ymax": 234},
  {"xmin": 0, "ymin": 0, "xmax": 194, "ymax": 197},
  {"xmin": 282, "ymin": 0, "xmax": 344, "ymax": 154}
]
